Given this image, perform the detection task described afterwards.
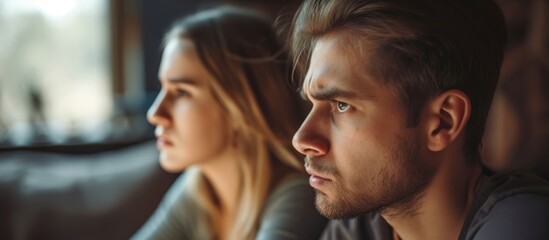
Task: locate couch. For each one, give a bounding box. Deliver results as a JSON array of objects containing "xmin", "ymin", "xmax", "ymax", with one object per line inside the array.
[{"xmin": 0, "ymin": 140, "xmax": 178, "ymax": 240}]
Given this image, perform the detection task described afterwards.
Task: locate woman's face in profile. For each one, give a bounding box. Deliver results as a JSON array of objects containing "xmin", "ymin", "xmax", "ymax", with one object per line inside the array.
[{"xmin": 147, "ymin": 38, "xmax": 233, "ymax": 173}]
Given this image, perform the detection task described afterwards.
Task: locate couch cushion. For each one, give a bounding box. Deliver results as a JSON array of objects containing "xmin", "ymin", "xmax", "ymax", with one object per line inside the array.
[{"xmin": 0, "ymin": 141, "xmax": 178, "ymax": 240}]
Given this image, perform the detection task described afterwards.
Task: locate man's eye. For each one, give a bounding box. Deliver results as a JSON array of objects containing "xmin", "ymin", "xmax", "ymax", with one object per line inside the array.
[{"xmin": 336, "ymin": 101, "xmax": 350, "ymax": 113}]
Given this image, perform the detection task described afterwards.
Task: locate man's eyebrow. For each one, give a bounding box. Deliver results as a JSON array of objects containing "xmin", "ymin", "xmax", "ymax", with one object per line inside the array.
[{"xmin": 308, "ymin": 87, "xmax": 359, "ymax": 101}]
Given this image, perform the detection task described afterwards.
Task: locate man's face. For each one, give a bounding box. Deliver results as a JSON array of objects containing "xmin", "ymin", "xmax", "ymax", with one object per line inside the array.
[{"xmin": 292, "ymin": 34, "xmax": 432, "ymax": 219}]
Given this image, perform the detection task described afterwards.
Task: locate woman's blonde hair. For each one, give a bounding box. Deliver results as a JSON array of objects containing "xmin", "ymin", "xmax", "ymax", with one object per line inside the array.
[{"xmin": 163, "ymin": 6, "xmax": 305, "ymax": 240}]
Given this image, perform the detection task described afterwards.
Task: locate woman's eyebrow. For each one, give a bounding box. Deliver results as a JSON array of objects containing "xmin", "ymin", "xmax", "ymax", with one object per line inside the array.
[{"xmin": 167, "ymin": 77, "xmax": 198, "ymax": 85}]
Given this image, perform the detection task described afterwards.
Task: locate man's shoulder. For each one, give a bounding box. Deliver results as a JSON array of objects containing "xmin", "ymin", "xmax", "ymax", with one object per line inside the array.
[
  {"xmin": 476, "ymin": 171, "xmax": 549, "ymax": 214},
  {"xmin": 485, "ymin": 171, "xmax": 549, "ymax": 195},
  {"xmin": 320, "ymin": 212, "xmax": 393, "ymax": 240},
  {"xmin": 320, "ymin": 171, "xmax": 549, "ymax": 240},
  {"xmin": 460, "ymin": 171, "xmax": 549, "ymax": 240}
]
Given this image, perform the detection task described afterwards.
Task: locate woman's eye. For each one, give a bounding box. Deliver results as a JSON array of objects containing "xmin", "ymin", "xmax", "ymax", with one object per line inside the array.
[
  {"xmin": 336, "ymin": 101, "xmax": 350, "ymax": 113},
  {"xmin": 176, "ymin": 89, "xmax": 189, "ymax": 97}
]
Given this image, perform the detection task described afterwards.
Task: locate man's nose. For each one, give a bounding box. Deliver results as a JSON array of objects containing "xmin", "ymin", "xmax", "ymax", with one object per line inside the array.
[{"xmin": 292, "ymin": 109, "xmax": 329, "ymax": 157}]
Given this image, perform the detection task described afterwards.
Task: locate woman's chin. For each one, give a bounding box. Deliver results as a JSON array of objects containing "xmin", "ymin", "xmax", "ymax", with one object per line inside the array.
[{"xmin": 159, "ymin": 152, "xmax": 187, "ymax": 173}]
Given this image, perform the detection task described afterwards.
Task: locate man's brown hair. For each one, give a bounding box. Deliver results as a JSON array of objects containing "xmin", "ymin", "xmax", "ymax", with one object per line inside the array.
[{"xmin": 290, "ymin": 0, "xmax": 507, "ymax": 157}]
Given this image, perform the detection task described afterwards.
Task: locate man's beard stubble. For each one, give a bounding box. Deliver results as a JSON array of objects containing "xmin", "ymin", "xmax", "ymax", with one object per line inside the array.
[{"xmin": 308, "ymin": 134, "xmax": 432, "ymax": 220}]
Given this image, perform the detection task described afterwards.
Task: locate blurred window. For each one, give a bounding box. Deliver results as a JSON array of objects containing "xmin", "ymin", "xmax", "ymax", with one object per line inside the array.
[{"xmin": 0, "ymin": 0, "xmax": 112, "ymax": 146}]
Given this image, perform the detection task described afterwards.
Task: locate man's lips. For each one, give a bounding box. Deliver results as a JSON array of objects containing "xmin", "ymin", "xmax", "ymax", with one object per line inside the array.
[{"xmin": 305, "ymin": 167, "xmax": 332, "ymax": 187}]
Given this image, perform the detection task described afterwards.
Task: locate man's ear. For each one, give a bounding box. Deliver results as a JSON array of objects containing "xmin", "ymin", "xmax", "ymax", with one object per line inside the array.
[{"xmin": 423, "ymin": 90, "xmax": 471, "ymax": 152}]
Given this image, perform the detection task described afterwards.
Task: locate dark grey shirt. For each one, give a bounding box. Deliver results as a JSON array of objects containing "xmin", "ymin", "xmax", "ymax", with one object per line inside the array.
[
  {"xmin": 133, "ymin": 173, "xmax": 327, "ymax": 240},
  {"xmin": 320, "ymin": 171, "xmax": 549, "ymax": 240}
]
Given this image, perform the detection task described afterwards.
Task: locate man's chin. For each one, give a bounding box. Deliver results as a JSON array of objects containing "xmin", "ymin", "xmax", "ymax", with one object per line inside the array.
[{"xmin": 314, "ymin": 190, "xmax": 375, "ymax": 220}]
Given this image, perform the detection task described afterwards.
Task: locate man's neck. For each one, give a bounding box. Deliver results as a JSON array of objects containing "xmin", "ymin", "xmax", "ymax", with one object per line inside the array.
[{"xmin": 382, "ymin": 154, "xmax": 485, "ymax": 240}]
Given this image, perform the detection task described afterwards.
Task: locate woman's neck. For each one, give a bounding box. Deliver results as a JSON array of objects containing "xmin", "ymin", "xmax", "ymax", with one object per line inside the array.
[{"xmin": 199, "ymin": 148, "xmax": 241, "ymax": 219}]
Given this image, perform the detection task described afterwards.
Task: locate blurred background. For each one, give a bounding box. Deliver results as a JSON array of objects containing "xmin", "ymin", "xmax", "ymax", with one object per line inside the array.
[
  {"xmin": 0, "ymin": 0, "xmax": 547, "ymax": 239},
  {"xmin": 0, "ymin": 1, "xmax": 300, "ymax": 239},
  {"xmin": 0, "ymin": 0, "xmax": 299, "ymax": 148}
]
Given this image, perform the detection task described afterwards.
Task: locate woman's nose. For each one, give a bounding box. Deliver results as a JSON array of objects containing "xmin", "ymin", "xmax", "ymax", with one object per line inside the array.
[{"xmin": 147, "ymin": 90, "xmax": 171, "ymax": 127}]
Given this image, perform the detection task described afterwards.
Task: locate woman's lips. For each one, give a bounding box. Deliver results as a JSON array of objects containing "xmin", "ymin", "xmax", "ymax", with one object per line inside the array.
[{"xmin": 155, "ymin": 136, "xmax": 173, "ymax": 149}]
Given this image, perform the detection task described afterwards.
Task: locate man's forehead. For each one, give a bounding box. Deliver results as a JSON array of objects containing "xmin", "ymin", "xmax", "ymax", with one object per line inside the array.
[
  {"xmin": 302, "ymin": 34, "xmax": 377, "ymax": 98},
  {"xmin": 303, "ymin": 36, "xmax": 345, "ymax": 90}
]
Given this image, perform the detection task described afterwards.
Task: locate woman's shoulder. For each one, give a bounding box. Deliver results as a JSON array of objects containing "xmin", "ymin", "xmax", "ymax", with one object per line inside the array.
[
  {"xmin": 262, "ymin": 171, "xmax": 315, "ymax": 220},
  {"xmin": 256, "ymin": 172, "xmax": 328, "ymax": 239},
  {"xmin": 268, "ymin": 172, "xmax": 310, "ymax": 200},
  {"xmin": 268, "ymin": 161, "xmax": 308, "ymax": 195}
]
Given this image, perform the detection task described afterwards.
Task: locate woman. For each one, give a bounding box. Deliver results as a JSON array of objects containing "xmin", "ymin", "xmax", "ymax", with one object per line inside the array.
[{"xmin": 133, "ymin": 6, "xmax": 326, "ymax": 240}]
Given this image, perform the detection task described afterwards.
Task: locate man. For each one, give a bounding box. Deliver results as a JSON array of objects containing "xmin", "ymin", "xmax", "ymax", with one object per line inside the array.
[{"xmin": 289, "ymin": 0, "xmax": 549, "ymax": 239}]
